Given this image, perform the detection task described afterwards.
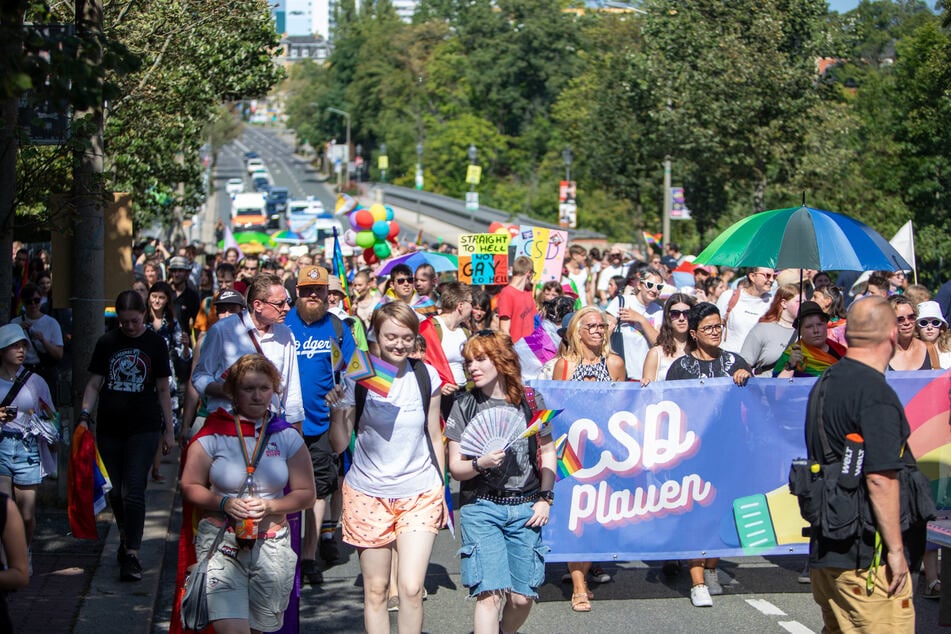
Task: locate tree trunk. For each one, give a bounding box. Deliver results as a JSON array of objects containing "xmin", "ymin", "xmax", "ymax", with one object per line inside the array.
[{"xmin": 0, "ymin": 4, "xmax": 26, "ymax": 321}]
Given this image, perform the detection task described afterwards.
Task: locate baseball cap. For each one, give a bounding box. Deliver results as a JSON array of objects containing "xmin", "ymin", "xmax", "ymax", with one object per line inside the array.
[
  {"xmin": 328, "ymin": 276, "xmax": 345, "ymax": 295},
  {"xmin": 168, "ymin": 256, "xmax": 191, "ymax": 270},
  {"xmin": 298, "ymin": 265, "xmax": 329, "ymax": 287},
  {"xmin": 213, "ymin": 289, "xmax": 246, "ymax": 308},
  {"xmin": 0, "ymin": 323, "xmax": 28, "ymax": 349}
]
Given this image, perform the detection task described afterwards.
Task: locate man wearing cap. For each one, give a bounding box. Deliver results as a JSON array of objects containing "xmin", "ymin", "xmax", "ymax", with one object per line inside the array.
[
  {"xmin": 596, "ymin": 246, "xmax": 627, "ymax": 305},
  {"xmin": 284, "ymin": 265, "xmax": 357, "ymax": 585},
  {"xmin": 191, "ymin": 273, "xmax": 303, "ymax": 425},
  {"xmin": 326, "ymin": 276, "xmax": 349, "ymax": 320},
  {"xmin": 716, "ymin": 267, "xmax": 775, "ymax": 354},
  {"xmin": 167, "ymin": 256, "xmax": 200, "ymax": 339}
]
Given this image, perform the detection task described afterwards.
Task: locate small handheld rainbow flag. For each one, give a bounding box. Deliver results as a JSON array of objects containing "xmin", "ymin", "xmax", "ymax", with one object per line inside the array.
[
  {"xmin": 509, "ymin": 409, "xmax": 563, "ymax": 447},
  {"xmin": 329, "ymin": 340, "xmax": 346, "ymax": 372},
  {"xmin": 358, "ymin": 354, "xmax": 398, "ymax": 397},
  {"xmin": 555, "ymin": 433, "xmax": 583, "ymax": 481},
  {"xmin": 345, "ymin": 348, "xmax": 375, "ymax": 382},
  {"xmin": 332, "ymin": 227, "xmax": 352, "ymax": 313},
  {"xmin": 643, "ymin": 231, "xmax": 663, "ymax": 247}
]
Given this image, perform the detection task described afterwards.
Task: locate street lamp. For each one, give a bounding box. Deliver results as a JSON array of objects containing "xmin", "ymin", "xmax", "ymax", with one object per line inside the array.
[
  {"xmin": 380, "ymin": 143, "xmax": 388, "ymax": 183},
  {"xmin": 467, "ymin": 144, "xmax": 478, "ymax": 223},
  {"xmin": 562, "ymin": 145, "xmax": 573, "ymax": 182},
  {"xmin": 326, "ymin": 107, "xmax": 350, "ymax": 192}
]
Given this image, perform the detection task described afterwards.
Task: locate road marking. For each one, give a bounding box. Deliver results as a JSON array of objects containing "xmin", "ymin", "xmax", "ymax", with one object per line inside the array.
[
  {"xmin": 745, "ymin": 598, "xmax": 786, "ymax": 616},
  {"xmin": 778, "ymin": 621, "xmax": 815, "ymax": 634}
]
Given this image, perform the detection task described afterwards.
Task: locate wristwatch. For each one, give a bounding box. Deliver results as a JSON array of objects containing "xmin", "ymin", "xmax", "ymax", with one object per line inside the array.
[{"xmin": 539, "ymin": 490, "xmax": 555, "ymax": 505}]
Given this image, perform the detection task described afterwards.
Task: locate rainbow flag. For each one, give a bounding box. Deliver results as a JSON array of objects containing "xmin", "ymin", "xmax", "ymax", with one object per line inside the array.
[
  {"xmin": 412, "ymin": 295, "xmax": 437, "ymax": 316},
  {"xmin": 329, "ymin": 340, "xmax": 347, "ymax": 373},
  {"xmin": 513, "ymin": 409, "xmax": 563, "ymax": 442},
  {"xmin": 772, "ymin": 340, "xmax": 844, "ymax": 377},
  {"xmin": 68, "ymin": 425, "xmax": 113, "ymax": 539},
  {"xmin": 345, "ymin": 348, "xmax": 375, "ymax": 382},
  {"xmin": 555, "ymin": 433, "xmax": 583, "ymax": 481},
  {"xmin": 358, "ymin": 354, "xmax": 398, "ymax": 397},
  {"xmin": 93, "ymin": 448, "xmax": 113, "ymax": 513},
  {"xmin": 643, "ymin": 231, "xmax": 663, "ymax": 247},
  {"xmin": 332, "ymin": 227, "xmax": 352, "ymax": 312}
]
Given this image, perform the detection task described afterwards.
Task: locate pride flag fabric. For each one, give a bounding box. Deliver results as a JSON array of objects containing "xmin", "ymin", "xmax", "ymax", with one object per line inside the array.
[
  {"xmin": 68, "ymin": 425, "xmax": 112, "ymax": 539},
  {"xmin": 643, "ymin": 231, "xmax": 663, "ymax": 247},
  {"xmin": 555, "ymin": 433, "xmax": 582, "ymax": 481},
  {"xmin": 514, "ymin": 409, "xmax": 563, "ymax": 442},
  {"xmin": 345, "ymin": 348, "xmax": 375, "ymax": 382},
  {"xmin": 359, "ymin": 354, "xmax": 398, "ymax": 397},
  {"xmin": 332, "ymin": 227, "xmax": 352, "ymax": 312},
  {"xmin": 772, "ymin": 339, "xmax": 846, "ymax": 377}
]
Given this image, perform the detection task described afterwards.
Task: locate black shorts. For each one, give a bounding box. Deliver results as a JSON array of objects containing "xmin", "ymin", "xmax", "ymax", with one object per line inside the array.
[{"xmin": 303, "ymin": 432, "xmax": 340, "ymax": 498}]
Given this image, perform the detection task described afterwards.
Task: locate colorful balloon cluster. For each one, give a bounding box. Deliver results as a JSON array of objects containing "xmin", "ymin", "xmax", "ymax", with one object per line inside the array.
[
  {"xmin": 342, "ymin": 201, "xmax": 400, "ymax": 264},
  {"xmin": 488, "ymin": 221, "xmax": 520, "ymax": 240}
]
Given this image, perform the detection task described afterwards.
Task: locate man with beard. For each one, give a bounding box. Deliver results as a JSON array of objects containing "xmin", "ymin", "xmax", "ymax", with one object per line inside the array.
[{"xmin": 284, "ymin": 265, "xmax": 357, "ymax": 585}]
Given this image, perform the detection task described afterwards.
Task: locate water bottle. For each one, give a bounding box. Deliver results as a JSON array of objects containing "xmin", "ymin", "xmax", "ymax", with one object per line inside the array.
[{"xmin": 235, "ymin": 472, "xmax": 259, "ymax": 548}]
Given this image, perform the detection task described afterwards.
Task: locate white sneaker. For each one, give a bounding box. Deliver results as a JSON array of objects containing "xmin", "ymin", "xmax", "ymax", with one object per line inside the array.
[
  {"xmin": 703, "ymin": 568, "xmax": 723, "ymax": 595},
  {"xmin": 691, "ymin": 584, "xmax": 713, "ymax": 607}
]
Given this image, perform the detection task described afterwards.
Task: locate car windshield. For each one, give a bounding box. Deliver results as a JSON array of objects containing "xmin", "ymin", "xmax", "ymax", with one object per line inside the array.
[{"xmin": 236, "ymin": 209, "xmax": 262, "ymax": 216}]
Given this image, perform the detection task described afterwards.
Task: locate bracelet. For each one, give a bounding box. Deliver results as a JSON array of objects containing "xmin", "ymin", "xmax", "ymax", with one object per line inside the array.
[
  {"xmin": 219, "ymin": 496, "xmax": 231, "ymax": 512},
  {"xmin": 472, "ymin": 457, "xmax": 486, "ymax": 475}
]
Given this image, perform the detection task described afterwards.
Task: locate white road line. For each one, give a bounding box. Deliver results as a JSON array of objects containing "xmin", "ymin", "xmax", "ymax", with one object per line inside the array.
[
  {"xmin": 745, "ymin": 598, "xmax": 787, "ymax": 616},
  {"xmin": 778, "ymin": 621, "xmax": 815, "ymax": 634}
]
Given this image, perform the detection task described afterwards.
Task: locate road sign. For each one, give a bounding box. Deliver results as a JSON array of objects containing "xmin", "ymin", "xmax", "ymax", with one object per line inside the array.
[
  {"xmin": 465, "ymin": 191, "xmax": 479, "ymax": 212},
  {"xmin": 466, "ymin": 164, "xmax": 482, "ymax": 185}
]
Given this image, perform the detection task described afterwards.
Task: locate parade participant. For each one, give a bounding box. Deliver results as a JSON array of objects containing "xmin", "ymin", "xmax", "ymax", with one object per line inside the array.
[
  {"xmin": 805, "ymin": 297, "xmax": 917, "ymax": 632},
  {"xmin": 80, "ymin": 290, "xmax": 175, "ymax": 581},
  {"xmin": 326, "ymin": 276, "xmax": 349, "ymax": 320},
  {"xmin": 887, "ymin": 295, "xmax": 934, "ymax": 371},
  {"xmin": 167, "ymin": 256, "xmax": 200, "ymax": 338},
  {"xmin": 641, "ymin": 293, "xmax": 697, "ymax": 385},
  {"xmin": 193, "ymin": 262, "xmax": 237, "ymax": 339},
  {"xmin": 351, "ymin": 270, "xmax": 380, "ymax": 328},
  {"xmin": 740, "ymin": 284, "xmax": 801, "ymax": 376},
  {"xmin": 11, "ymin": 283, "xmax": 64, "ymax": 389},
  {"xmin": 498, "ymin": 257, "xmax": 538, "ymax": 344},
  {"xmin": 181, "ymin": 354, "xmax": 316, "ymax": 634},
  {"xmin": 445, "ymin": 330, "xmax": 555, "ymax": 634},
  {"xmin": 284, "ymin": 265, "xmax": 357, "ymax": 586},
  {"xmin": 327, "ymin": 302, "xmax": 444, "ymax": 634},
  {"xmin": 553, "ymin": 307, "xmax": 624, "ymax": 612},
  {"xmin": 191, "ymin": 274, "xmax": 304, "ymax": 427},
  {"xmin": 467, "ymin": 290, "xmax": 495, "ymax": 333},
  {"xmin": 533, "ymin": 280, "xmax": 562, "ymax": 315},
  {"xmin": 414, "ymin": 263, "xmax": 439, "ymax": 307},
  {"xmin": 716, "ymin": 267, "xmax": 774, "ymax": 354},
  {"xmin": 666, "ymin": 302, "xmax": 752, "ymax": 607},
  {"xmin": 131, "ymin": 277, "xmax": 149, "ymax": 304},
  {"xmin": 811, "ymin": 285, "xmax": 848, "ymax": 347},
  {"xmin": 916, "ymin": 301, "xmax": 950, "ymax": 368},
  {"xmin": 419, "ymin": 281, "xmax": 472, "ymax": 417},
  {"xmin": 595, "ymin": 246, "xmax": 627, "ymax": 305},
  {"xmin": 605, "ymin": 268, "xmax": 664, "ymax": 380},
  {"xmin": 0, "ymin": 323, "xmax": 56, "ymax": 563},
  {"xmin": 774, "ymin": 301, "xmax": 846, "ymax": 378}
]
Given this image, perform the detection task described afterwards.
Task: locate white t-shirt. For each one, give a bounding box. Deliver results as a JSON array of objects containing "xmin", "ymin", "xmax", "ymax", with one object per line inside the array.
[
  {"xmin": 11, "ymin": 314, "xmax": 63, "ymax": 365},
  {"xmin": 197, "ymin": 425, "xmax": 304, "ymax": 499},
  {"xmin": 0, "ymin": 370, "xmax": 53, "ymax": 434},
  {"xmin": 605, "ymin": 294, "xmax": 663, "ymax": 380},
  {"xmin": 436, "ymin": 316, "xmax": 468, "ymax": 386},
  {"xmin": 565, "ymin": 268, "xmax": 589, "ymax": 306},
  {"xmin": 596, "ymin": 264, "xmax": 627, "ymax": 292},
  {"xmin": 343, "ymin": 363, "xmax": 442, "ymax": 498},
  {"xmin": 716, "ymin": 288, "xmax": 772, "ymax": 354}
]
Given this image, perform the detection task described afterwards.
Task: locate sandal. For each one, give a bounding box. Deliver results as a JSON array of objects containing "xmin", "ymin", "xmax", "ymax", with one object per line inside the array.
[
  {"xmin": 923, "ymin": 579, "xmax": 941, "ymax": 599},
  {"xmin": 571, "ymin": 592, "xmax": 592, "ymax": 612}
]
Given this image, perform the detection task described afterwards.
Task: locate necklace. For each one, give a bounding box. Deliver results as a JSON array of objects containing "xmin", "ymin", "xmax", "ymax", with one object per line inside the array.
[{"xmin": 0, "ymin": 368, "xmax": 18, "ymax": 381}]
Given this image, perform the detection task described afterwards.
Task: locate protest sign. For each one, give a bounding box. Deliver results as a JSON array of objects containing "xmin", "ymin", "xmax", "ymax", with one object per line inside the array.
[
  {"xmin": 458, "ymin": 233, "xmax": 510, "ymax": 285},
  {"xmin": 510, "ymin": 226, "xmax": 568, "ymax": 282}
]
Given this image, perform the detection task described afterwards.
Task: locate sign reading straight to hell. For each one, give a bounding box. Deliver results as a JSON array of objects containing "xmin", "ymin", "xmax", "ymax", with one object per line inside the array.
[{"xmin": 458, "ymin": 233, "xmax": 510, "ymax": 285}]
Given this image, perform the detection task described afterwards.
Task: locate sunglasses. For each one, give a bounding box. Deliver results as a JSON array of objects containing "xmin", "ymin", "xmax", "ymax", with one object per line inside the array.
[
  {"xmin": 669, "ymin": 309, "xmax": 689, "ymax": 320},
  {"xmin": 393, "ymin": 277, "xmax": 413, "ymax": 285},
  {"xmin": 756, "ymin": 271, "xmax": 776, "ymax": 280},
  {"xmin": 582, "ymin": 323, "xmax": 608, "ymax": 333},
  {"xmin": 263, "ymin": 298, "xmax": 292, "ymax": 310},
  {"xmin": 918, "ymin": 318, "xmax": 943, "ymax": 328},
  {"xmin": 476, "ymin": 329, "xmax": 495, "ymax": 338},
  {"xmin": 896, "ymin": 315, "xmax": 915, "ymax": 324},
  {"xmin": 640, "ymin": 280, "xmax": 662, "ymax": 290}
]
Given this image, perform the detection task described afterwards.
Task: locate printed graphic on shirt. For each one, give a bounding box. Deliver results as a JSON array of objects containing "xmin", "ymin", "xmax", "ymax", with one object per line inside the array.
[
  {"xmin": 107, "ymin": 348, "xmax": 150, "ymax": 393},
  {"xmin": 295, "ymin": 335, "xmax": 334, "ymax": 359}
]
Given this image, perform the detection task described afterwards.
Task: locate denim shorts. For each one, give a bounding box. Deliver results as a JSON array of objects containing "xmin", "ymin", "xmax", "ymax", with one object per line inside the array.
[
  {"xmin": 0, "ymin": 433, "xmax": 42, "ymax": 486},
  {"xmin": 458, "ymin": 498, "xmax": 549, "ymax": 599}
]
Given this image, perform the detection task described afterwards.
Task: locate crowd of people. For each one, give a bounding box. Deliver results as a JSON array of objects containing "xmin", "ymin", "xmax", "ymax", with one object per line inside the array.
[{"xmin": 4, "ymin": 234, "xmax": 949, "ymax": 632}]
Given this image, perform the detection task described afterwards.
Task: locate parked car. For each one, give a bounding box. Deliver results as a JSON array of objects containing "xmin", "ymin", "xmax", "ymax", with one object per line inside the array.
[
  {"xmin": 246, "ymin": 158, "xmax": 264, "ymax": 174},
  {"xmin": 252, "ymin": 176, "xmax": 271, "ymax": 193},
  {"xmin": 225, "ymin": 178, "xmax": 244, "ymax": 196}
]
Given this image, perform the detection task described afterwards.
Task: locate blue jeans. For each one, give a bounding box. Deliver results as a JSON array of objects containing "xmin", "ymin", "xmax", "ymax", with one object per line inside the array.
[
  {"xmin": 97, "ymin": 431, "xmax": 161, "ymax": 551},
  {"xmin": 458, "ymin": 498, "xmax": 549, "ymax": 598}
]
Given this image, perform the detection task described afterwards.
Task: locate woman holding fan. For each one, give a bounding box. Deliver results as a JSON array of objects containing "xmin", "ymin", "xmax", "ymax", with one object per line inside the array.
[{"xmin": 445, "ymin": 330, "xmax": 556, "ymax": 634}]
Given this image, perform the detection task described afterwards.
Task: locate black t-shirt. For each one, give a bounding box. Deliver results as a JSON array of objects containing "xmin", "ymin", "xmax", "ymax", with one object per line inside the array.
[
  {"xmin": 665, "ymin": 349, "xmax": 751, "ymax": 381},
  {"xmin": 89, "ymin": 328, "xmax": 170, "ymax": 436},
  {"xmin": 805, "ymin": 357, "xmax": 913, "ymax": 569},
  {"xmin": 173, "ymin": 286, "xmax": 200, "ymax": 336}
]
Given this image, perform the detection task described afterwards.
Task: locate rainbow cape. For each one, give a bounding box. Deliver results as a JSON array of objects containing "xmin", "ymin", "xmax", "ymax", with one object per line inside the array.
[
  {"xmin": 773, "ymin": 340, "xmax": 846, "ymax": 377},
  {"xmin": 358, "ymin": 354, "xmax": 398, "ymax": 397},
  {"xmin": 555, "ymin": 433, "xmax": 583, "ymax": 481},
  {"xmin": 332, "ymin": 227, "xmax": 352, "ymax": 312}
]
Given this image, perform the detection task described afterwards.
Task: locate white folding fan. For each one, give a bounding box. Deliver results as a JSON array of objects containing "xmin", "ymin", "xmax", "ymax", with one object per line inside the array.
[{"xmin": 459, "ymin": 408, "xmax": 524, "ymax": 457}]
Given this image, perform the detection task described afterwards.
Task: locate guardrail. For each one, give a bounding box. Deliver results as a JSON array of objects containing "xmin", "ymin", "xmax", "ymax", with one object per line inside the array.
[{"xmin": 379, "ymin": 184, "xmax": 605, "ymax": 241}]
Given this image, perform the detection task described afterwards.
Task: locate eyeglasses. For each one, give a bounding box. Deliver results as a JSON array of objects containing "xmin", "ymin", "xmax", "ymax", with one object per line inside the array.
[
  {"xmin": 669, "ymin": 309, "xmax": 689, "ymax": 320},
  {"xmin": 582, "ymin": 323, "xmax": 608, "ymax": 333},
  {"xmin": 393, "ymin": 277, "xmax": 413, "ymax": 285},
  {"xmin": 640, "ymin": 280, "xmax": 661, "ymax": 290},
  {"xmin": 697, "ymin": 323, "xmax": 724, "ymax": 334},
  {"xmin": 896, "ymin": 315, "xmax": 915, "ymax": 324},
  {"xmin": 263, "ymin": 298, "xmax": 292, "ymax": 311},
  {"xmin": 755, "ymin": 271, "xmax": 775, "ymax": 280},
  {"xmin": 918, "ymin": 318, "xmax": 943, "ymax": 329}
]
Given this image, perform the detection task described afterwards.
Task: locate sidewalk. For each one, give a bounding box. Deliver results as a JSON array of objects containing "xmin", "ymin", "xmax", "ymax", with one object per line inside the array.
[{"xmin": 8, "ymin": 448, "xmax": 180, "ymax": 633}]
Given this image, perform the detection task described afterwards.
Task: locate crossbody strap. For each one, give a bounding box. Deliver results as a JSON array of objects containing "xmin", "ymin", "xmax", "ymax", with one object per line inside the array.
[{"xmin": 1, "ymin": 369, "xmax": 32, "ymax": 408}]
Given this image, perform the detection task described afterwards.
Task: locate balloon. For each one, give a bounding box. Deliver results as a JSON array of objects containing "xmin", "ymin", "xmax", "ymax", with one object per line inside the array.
[
  {"xmin": 374, "ymin": 241, "xmax": 392, "ymax": 259},
  {"xmin": 387, "ymin": 221, "xmax": 400, "ymax": 240},
  {"xmin": 354, "ymin": 209, "xmax": 374, "ymax": 229},
  {"xmin": 371, "ymin": 220, "xmax": 390, "ymax": 240},
  {"xmin": 343, "ymin": 229, "xmax": 357, "ymax": 247},
  {"xmin": 384, "ymin": 205, "xmax": 395, "ymax": 221},
  {"xmin": 370, "ymin": 203, "xmax": 387, "ymax": 223},
  {"xmin": 493, "ymin": 226, "xmax": 509, "ymax": 235},
  {"xmin": 507, "ymin": 225, "xmax": 520, "ymax": 239},
  {"xmin": 488, "ymin": 221, "xmax": 504, "ymax": 233},
  {"xmin": 348, "ymin": 212, "xmax": 361, "ymax": 231},
  {"xmin": 356, "ymin": 230, "xmax": 375, "ymax": 249}
]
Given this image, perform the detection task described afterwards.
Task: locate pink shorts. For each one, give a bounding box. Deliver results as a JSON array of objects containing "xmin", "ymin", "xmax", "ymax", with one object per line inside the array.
[{"xmin": 341, "ymin": 481, "xmax": 446, "ymax": 549}]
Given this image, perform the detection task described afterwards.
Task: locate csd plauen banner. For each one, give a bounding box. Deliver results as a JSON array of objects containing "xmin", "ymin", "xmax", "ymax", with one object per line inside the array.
[{"xmin": 529, "ymin": 371, "xmax": 950, "ymax": 563}]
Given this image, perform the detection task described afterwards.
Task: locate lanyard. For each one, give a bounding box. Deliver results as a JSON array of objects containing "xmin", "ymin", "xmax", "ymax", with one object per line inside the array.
[{"xmin": 233, "ymin": 414, "xmax": 269, "ymax": 476}]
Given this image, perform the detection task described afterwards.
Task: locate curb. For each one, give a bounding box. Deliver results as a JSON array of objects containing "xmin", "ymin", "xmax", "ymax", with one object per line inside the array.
[{"xmin": 74, "ymin": 448, "xmax": 180, "ymax": 634}]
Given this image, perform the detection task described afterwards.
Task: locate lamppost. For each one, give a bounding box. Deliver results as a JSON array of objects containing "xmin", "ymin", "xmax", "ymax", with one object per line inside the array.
[
  {"xmin": 326, "ymin": 107, "xmax": 350, "ymax": 192},
  {"xmin": 467, "ymin": 144, "xmax": 478, "ymax": 224},
  {"xmin": 562, "ymin": 144, "xmax": 573, "ymax": 182},
  {"xmin": 380, "ymin": 143, "xmax": 388, "ymax": 183},
  {"xmin": 356, "ymin": 143, "xmax": 363, "ymax": 183},
  {"xmin": 415, "ymin": 142, "xmax": 424, "ymax": 224}
]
